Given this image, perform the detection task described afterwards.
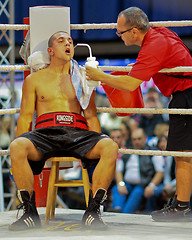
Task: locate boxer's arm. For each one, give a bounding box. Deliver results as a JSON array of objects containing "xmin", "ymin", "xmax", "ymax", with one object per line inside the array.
[
  {"xmin": 16, "ymin": 75, "xmax": 36, "ymax": 137},
  {"xmin": 83, "ymin": 91, "xmax": 101, "ymax": 133}
]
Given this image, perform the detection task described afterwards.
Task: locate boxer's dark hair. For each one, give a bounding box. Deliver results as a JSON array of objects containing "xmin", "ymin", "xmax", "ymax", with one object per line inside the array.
[{"xmin": 48, "ymin": 31, "xmax": 69, "ymax": 47}]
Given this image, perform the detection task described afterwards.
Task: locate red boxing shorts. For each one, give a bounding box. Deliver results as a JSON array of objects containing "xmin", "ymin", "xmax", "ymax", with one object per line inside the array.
[{"xmin": 35, "ymin": 112, "xmax": 88, "ymax": 130}]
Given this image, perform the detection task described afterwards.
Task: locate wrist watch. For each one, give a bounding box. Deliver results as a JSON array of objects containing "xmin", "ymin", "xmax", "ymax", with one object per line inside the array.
[
  {"xmin": 149, "ymin": 182, "xmax": 157, "ymax": 189},
  {"xmin": 118, "ymin": 181, "xmax": 125, "ymax": 187}
]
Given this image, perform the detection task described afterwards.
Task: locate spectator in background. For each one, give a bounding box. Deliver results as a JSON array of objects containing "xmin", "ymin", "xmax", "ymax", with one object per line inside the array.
[
  {"xmin": 119, "ymin": 122, "xmax": 132, "ymax": 148},
  {"xmin": 110, "ymin": 128, "xmax": 125, "ymax": 149},
  {"xmin": 104, "ymin": 128, "xmax": 127, "ymax": 210},
  {"xmin": 147, "ymin": 122, "xmax": 169, "ymax": 147},
  {"xmin": 128, "ymin": 117, "xmax": 139, "ymax": 132},
  {"xmin": 0, "ymin": 116, "xmax": 11, "ymax": 149},
  {"xmin": 158, "ymin": 135, "xmax": 176, "ymax": 199},
  {"xmin": 139, "ymin": 97, "xmax": 165, "ymax": 137},
  {"xmin": 0, "ymin": 116, "xmax": 12, "ymax": 208},
  {"xmin": 109, "ymin": 128, "xmax": 127, "ymax": 173},
  {"xmin": 144, "ymin": 87, "xmax": 169, "ymax": 123},
  {"xmin": 87, "ymin": 128, "xmax": 126, "ymax": 209},
  {"xmin": 99, "ymin": 112, "xmax": 125, "ymax": 135},
  {"xmin": 58, "ymin": 161, "xmax": 86, "ymax": 210},
  {"xmin": 111, "ymin": 128, "xmax": 164, "ymax": 213},
  {"xmin": 145, "ymin": 87, "xmax": 163, "ymax": 108},
  {"xmin": 145, "ymin": 135, "xmax": 176, "ymax": 212},
  {"xmin": 154, "ymin": 123, "xmax": 169, "ymax": 138}
]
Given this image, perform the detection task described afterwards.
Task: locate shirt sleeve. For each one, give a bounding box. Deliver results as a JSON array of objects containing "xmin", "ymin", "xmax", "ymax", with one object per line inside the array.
[
  {"xmin": 129, "ymin": 36, "xmax": 168, "ymax": 81},
  {"xmin": 152, "ymin": 155, "xmax": 165, "ymax": 172},
  {"xmin": 116, "ymin": 158, "xmax": 124, "ymax": 172},
  {"xmin": 129, "ymin": 55, "xmax": 162, "ymax": 81}
]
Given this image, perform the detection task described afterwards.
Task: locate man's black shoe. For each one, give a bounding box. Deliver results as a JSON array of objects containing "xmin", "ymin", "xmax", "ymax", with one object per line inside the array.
[
  {"xmin": 9, "ymin": 190, "xmax": 41, "ymax": 231},
  {"xmin": 82, "ymin": 189, "xmax": 108, "ymax": 230},
  {"xmin": 151, "ymin": 196, "xmax": 192, "ymax": 222}
]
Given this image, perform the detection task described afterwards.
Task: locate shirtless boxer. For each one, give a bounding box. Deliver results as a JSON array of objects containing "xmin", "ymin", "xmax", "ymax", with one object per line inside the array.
[{"xmin": 9, "ymin": 31, "xmax": 118, "ymax": 231}]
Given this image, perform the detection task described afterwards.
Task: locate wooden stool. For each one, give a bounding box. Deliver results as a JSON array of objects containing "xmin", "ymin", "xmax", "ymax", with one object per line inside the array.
[{"xmin": 45, "ymin": 157, "xmax": 90, "ymax": 224}]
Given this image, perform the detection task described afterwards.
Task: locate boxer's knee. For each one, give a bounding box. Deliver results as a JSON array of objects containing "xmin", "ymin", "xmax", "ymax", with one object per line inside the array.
[
  {"xmin": 100, "ymin": 138, "xmax": 119, "ymax": 160},
  {"xmin": 10, "ymin": 138, "xmax": 27, "ymax": 161},
  {"xmin": 10, "ymin": 137, "xmax": 34, "ymax": 162}
]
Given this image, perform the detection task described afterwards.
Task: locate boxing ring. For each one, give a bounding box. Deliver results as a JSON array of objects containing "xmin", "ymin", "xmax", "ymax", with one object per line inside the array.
[
  {"xmin": 1, "ymin": 19, "xmax": 192, "ymax": 200},
  {"xmin": 0, "ymin": 15, "xmax": 192, "ymax": 239}
]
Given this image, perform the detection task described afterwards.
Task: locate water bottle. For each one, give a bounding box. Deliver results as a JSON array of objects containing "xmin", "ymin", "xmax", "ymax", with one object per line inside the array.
[
  {"xmin": 85, "ymin": 56, "xmax": 101, "ymax": 87},
  {"xmin": 75, "ymin": 43, "xmax": 101, "ymax": 87}
]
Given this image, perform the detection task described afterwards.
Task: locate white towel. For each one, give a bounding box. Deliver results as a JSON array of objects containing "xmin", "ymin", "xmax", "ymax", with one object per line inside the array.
[
  {"xmin": 28, "ymin": 51, "xmax": 51, "ymax": 72},
  {"xmin": 19, "ymin": 31, "xmax": 30, "ymax": 63},
  {"xmin": 27, "ymin": 51, "xmax": 94, "ymax": 109}
]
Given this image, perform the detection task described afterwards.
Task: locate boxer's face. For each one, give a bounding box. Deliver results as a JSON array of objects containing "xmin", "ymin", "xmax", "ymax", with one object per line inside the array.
[{"xmin": 48, "ymin": 31, "xmax": 74, "ymax": 61}]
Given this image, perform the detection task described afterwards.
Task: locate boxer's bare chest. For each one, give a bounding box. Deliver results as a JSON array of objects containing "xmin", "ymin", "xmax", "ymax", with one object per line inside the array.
[{"xmin": 36, "ymin": 73, "xmax": 78, "ymax": 103}]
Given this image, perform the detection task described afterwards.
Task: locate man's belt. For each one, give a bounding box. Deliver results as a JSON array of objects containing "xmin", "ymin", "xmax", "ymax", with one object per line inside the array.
[{"xmin": 35, "ymin": 112, "xmax": 88, "ymax": 130}]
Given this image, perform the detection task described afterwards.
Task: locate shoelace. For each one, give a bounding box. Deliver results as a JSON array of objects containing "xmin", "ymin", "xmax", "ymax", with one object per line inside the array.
[
  {"xmin": 161, "ymin": 198, "xmax": 175, "ymax": 212},
  {"xmin": 16, "ymin": 203, "xmax": 26, "ymax": 219},
  {"xmin": 100, "ymin": 194, "xmax": 107, "ymax": 204},
  {"xmin": 96, "ymin": 208, "xmax": 106, "ymax": 224},
  {"xmin": 16, "ymin": 201, "xmax": 33, "ymax": 219}
]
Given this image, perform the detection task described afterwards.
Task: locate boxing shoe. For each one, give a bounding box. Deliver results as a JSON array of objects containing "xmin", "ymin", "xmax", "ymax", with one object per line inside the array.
[
  {"xmin": 82, "ymin": 188, "xmax": 108, "ymax": 230},
  {"xmin": 151, "ymin": 196, "xmax": 192, "ymax": 222},
  {"xmin": 9, "ymin": 190, "xmax": 41, "ymax": 231}
]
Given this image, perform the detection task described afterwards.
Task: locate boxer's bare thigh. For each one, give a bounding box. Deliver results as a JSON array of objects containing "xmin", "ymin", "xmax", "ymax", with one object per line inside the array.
[{"xmin": 15, "ymin": 137, "xmax": 43, "ymax": 161}]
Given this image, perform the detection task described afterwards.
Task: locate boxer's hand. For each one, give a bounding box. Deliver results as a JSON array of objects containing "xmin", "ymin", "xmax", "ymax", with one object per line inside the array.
[{"xmin": 85, "ymin": 66, "xmax": 103, "ymax": 82}]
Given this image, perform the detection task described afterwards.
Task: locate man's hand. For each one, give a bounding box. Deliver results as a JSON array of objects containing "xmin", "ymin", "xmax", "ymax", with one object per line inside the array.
[
  {"xmin": 144, "ymin": 185, "xmax": 155, "ymax": 198},
  {"xmin": 85, "ymin": 66, "xmax": 104, "ymax": 82},
  {"xmin": 118, "ymin": 185, "xmax": 128, "ymax": 196}
]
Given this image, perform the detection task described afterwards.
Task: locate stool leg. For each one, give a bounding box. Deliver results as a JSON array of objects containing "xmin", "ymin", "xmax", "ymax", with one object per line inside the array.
[
  {"xmin": 82, "ymin": 168, "xmax": 90, "ymax": 206},
  {"xmin": 50, "ymin": 162, "xmax": 59, "ymax": 219},
  {"xmin": 45, "ymin": 162, "xmax": 57, "ymax": 224}
]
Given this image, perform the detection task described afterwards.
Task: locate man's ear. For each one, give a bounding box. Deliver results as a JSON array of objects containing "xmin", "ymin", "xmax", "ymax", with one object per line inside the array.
[
  {"xmin": 47, "ymin": 47, "xmax": 54, "ymax": 56},
  {"xmin": 132, "ymin": 27, "xmax": 139, "ymax": 35}
]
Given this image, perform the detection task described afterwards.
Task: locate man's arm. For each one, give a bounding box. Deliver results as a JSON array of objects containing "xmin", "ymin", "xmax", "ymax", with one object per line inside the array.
[
  {"xmin": 144, "ymin": 171, "xmax": 164, "ymax": 198},
  {"xmin": 144, "ymin": 154, "xmax": 164, "ymax": 198},
  {"xmin": 86, "ymin": 67, "xmax": 143, "ymax": 91},
  {"xmin": 83, "ymin": 91, "xmax": 101, "ymax": 133},
  {"xmin": 115, "ymin": 171, "xmax": 128, "ymax": 196},
  {"xmin": 16, "ymin": 75, "xmax": 36, "ymax": 137}
]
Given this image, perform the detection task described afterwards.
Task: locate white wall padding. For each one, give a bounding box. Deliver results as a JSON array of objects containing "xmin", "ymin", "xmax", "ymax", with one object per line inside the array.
[{"xmin": 30, "ymin": 6, "xmax": 70, "ymax": 54}]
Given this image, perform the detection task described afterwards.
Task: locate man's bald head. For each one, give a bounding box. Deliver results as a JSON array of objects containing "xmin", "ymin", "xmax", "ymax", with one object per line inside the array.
[{"xmin": 131, "ymin": 128, "xmax": 147, "ymax": 149}]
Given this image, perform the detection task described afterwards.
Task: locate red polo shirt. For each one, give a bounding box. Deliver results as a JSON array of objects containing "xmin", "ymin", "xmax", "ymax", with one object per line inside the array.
[{"xmin": 129, "ymin": 27, "xmax": 192, "ymax": 97}]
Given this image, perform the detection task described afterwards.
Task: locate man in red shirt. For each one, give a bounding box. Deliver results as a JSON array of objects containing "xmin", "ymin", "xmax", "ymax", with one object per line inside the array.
[{"xmin": 86, "ymin": 7, "xmax": 192, "ymax": 221}]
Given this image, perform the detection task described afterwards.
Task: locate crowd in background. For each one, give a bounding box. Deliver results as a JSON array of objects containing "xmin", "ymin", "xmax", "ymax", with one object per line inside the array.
[
  {"xmin": 0, "ymin": 86, "xmax": 178, "ymax": 213},
  {"xmin": 94, "ymin": 86, "xmax": 174, "ymax": 214}
]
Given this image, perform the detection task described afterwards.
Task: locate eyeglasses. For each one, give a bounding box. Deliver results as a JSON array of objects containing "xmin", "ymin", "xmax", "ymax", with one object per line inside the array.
[{"xmin": 116, "ymin": 27, "xmax": 135, "ymax": 37}]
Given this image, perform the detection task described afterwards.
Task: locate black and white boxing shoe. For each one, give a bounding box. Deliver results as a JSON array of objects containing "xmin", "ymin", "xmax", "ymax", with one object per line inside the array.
[
  {"xmin": 82, "ymin": 188, "xmax": 108, "ymax": 230},
  {"xmin": 9, "ymin": 190, "xmax": 41, "ymax": 231}
]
